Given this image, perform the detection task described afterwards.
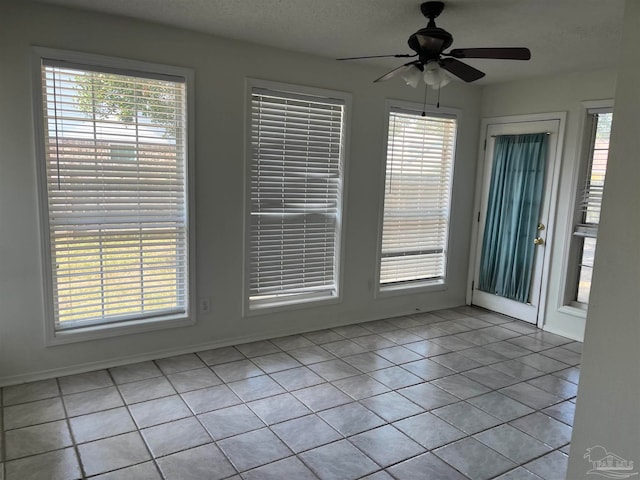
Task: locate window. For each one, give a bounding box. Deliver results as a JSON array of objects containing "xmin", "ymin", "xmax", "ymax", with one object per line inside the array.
[
  {"xmin": 247, "ymin": 83, "xmax": 347, "ymax": 310},
  {"xmin": 35, "ymin": 50, "xmax": 193, "ymax": 337},
  {"xmin": 568, "ymin": 107, "xmax": 613, "ymax": 305},
  {"xmin": 379, "ymin": 105, "xmax": 457, "ymax": 289}
]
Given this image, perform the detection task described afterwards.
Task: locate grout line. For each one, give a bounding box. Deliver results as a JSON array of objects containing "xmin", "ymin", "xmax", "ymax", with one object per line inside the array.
[
  {"xmin": 56, "ymin": 376, "xmax": 87, "ymax": 480},
  {"xmin": 1, "ymin": 308, "xmax": 579, "ymax": 479},
  {"xmin": 106, "ymin": 367, "xmax": 165, "ymax": 480}
]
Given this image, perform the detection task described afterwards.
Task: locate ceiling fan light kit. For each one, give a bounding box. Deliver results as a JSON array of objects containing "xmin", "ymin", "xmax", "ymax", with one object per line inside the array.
[
  {"xmin": 338, "ymin": 1, "xmax": 531, "ymax": 89},
  {"xmin": 423, "ymin": 62, "xmax": 451, "ymax": 88},
  {"xmin": 401, "ymin": 62, "xmax": 451, "ymax": 89}
]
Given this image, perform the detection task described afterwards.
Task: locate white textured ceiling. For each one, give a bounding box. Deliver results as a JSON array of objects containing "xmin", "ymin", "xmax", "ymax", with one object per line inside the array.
[{"xmin": 35, "ymin": 0, "xmax": 625, "ymax": 84}]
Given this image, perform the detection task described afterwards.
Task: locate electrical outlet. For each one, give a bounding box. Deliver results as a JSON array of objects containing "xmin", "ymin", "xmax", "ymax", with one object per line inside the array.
[{"xmin": 199, "ymin": 297, "xmax": 211, "ymax": 313}]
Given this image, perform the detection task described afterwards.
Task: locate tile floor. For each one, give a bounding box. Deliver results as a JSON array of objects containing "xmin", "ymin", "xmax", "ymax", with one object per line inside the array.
[{"xmin": 0, "ymin": 306, "xmax": 581, "ymax": 480}]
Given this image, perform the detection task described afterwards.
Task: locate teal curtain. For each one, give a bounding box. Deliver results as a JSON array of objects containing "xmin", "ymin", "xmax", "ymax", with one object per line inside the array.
[{"xmin": 478, "ymin": 133, "xmax": 548, "ymax": 303}]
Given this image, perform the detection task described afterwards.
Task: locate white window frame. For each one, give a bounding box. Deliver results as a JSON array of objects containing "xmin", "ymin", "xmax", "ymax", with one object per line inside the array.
[
  {"xmin": 561, "ymin": 100, "xmax": 613, "ymax": 313},
  {"xmin": 376, "ymin": 100, "xmax": 459, "ymax": 296},
  {"xmin": 32, "ymin": 47, "xmax": 196, "ymax": 345},
  {"xmin": 243, "ymin": 79, "xmax": 350, "ymax": 315}
]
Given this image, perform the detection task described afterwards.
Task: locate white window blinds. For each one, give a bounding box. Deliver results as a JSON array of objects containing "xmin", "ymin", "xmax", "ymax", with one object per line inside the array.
[
  {"xmin": 40, "ymin": 59, "xmax": 189, "ymax": 329},
  {"xmin": 249, "ymin": 87, "xmax": 345, "ymax": 308},
  {"xmin": 571, "ymin": 109, "xmax": 612, "ymax": 303},
  {"xmin": 574, "ymin": 110, "xmax": 613, "ymax": 238},
  {"xmin": 380, "ymin": 108, "xmax": 457, "ymax": 286}
]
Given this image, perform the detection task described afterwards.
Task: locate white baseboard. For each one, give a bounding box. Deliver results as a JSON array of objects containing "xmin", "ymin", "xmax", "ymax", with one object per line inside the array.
[
  {"xmin": 0, "ymin": 305, "xmax": 459, "ymax": 387},
  {"xmin": 542, "ymin": 324, "xmax": 584, "ymax": 342},
  {"xmin": 0, "ymin": 325, "xmax": 306, "ymax": 387}
]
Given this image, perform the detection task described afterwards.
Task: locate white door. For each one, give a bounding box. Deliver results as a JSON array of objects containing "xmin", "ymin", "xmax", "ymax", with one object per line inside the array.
[{"xmin": 472, "ymin": 119, "xmax": 562, "ymax": 324}]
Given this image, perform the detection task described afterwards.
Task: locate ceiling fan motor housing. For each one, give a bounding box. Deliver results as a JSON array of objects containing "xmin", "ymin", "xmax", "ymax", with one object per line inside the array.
[
  {"xmin": 408, "ymin": 27, "xmax": 453, "ymax": 61},
  {"xmin": 410, "ymin": 2, "xmax": 453, "ymax": 61}
]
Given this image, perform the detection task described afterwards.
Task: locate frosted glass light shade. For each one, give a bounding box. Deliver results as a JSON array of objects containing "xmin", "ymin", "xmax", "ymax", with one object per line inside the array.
[
  {"xmin": 423, "ymin": 62, "xmax": 451, "ymax": 88},
  {"xmin": 401, "ymin": 65, "xmax": 423, "ymax": 88}
]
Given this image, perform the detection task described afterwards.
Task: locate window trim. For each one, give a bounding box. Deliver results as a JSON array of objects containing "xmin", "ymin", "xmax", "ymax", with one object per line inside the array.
[
  {"xmin": 560, "ymin": 99, "xmax": 613, "ymax": 314},
  {"xmin": 32, "ymin": 47, "xmax": 196, "ymax": 345},
  {"xmin": 242, "ymin": 78, "xmax": 351, "ymax": 316},
  {"xmin": 375, "ymin": 100, "xmax": 460, "ymax": 297}
]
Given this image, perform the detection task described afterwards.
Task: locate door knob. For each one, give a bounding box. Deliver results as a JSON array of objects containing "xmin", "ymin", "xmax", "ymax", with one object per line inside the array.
[
  {"xmin": 537, "ymin": 223, "xmax": 545, "ymax": 230},
  {"xmin": 533, "ymin": 237, "xmax": 545, "ymax": 245}
]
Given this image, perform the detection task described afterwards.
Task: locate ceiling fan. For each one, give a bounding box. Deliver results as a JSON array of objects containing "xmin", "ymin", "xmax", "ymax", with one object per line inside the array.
[{"xmin": 338, "ymin": 1, "xmax": 531, "ymax": 86}]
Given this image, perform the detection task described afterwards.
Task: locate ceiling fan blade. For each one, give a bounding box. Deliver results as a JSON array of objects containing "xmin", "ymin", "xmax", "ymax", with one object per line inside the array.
[
  {"xmin": 439, "ymin": 58, "xmax": 485, "ymax": 82},
  {"xmin": 374, "ymin": 61, "xmax": 420, "ymax": 83},
  {"xmin": 337, "ymin": 54, "xmax": 417, "ymax": 61},
  {"xmin": 447, "ymin": 47, "xmax": 531, "ymax": 60}
]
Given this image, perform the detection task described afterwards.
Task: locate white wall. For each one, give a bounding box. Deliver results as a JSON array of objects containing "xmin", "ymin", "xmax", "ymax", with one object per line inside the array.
[
  {"xmin": 0, "ymin": 1, "xmax": 481, "ymax": 384},
  {"xmin": 568, "ymin": 0, "xmax": 640, "ymax": 474},
  {"xmin": 480, "ymin": 70, "xmax": 617, "ymax": 340}
]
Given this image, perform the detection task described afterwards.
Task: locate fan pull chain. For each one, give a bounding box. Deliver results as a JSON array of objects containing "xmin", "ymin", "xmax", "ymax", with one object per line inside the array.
[
  {"xmin": 437, "ymin": 85, "xmax": 441, "ymax": 108},
  {"xmin": 421, "ymin": 83, "xmax": 428, "ymax": 116}
]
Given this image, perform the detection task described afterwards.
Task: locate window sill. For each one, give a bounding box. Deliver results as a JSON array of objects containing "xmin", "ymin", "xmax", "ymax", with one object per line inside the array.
[
  {"xmin": 245, "ymin": 295, "xmax": 341, "ymax": 317},
  {"xmin": 558, "ymin": 304, "xmax": 588, "ymax": 319},
  {"xmin": 377, "ymin": 280, "xmax": 447, "ymax": 298},
  {"xmin": 46, "ymin": 314, "xmax": 196, "ymax": 346}
]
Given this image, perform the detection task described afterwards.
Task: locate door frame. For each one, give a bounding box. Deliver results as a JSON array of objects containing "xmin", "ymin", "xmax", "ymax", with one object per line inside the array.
[{"xmin": 466, "ymin": 112, "xmax": 567, "ymax": 328}]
